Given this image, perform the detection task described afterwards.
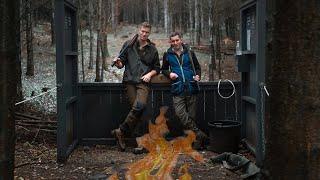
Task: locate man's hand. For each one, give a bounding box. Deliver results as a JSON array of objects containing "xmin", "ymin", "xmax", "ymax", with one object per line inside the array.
[
  {"xmin": 169, "ymin": 72, "xmax": 178, "ymax": 80},
  {"xmin": 112, "ymin": 57, "xmax": 123, "ymax": 69},
  {"xmin": 193, "ymin": 75, "xmax": 200, "ymax": 81},
  {"xmin": 141, "ymin": 73, "xmax": 152, "ymax": 83}
]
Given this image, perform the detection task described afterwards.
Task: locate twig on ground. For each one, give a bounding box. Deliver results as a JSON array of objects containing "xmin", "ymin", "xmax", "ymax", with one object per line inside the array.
[
  {"xmin": 15, "ymin": 160, "xmax": 55, "ymax": 169},
  {"xmin": 15, "ymin": 112, "xmax": 41, "ymax": 120},
  {"xmin": 16, "ymin": 125, "xmax": 31, "ymax": 132},
  {"xmin": 32, "ymin": 126, "xmax": 41, "ymax": 144}
]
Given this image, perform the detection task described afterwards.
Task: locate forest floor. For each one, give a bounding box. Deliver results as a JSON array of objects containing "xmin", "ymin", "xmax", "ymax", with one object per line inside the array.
[
  {"xmin": 15, "ymin": 24, "xmax": 246, "ymax": 179},
  {"xmin": 15, "ymin": 116, "xmax": 254, "ymax": 180},
  {"xmin": 14, "ymin": 133, "xmax": 246, "ymax": 179}
]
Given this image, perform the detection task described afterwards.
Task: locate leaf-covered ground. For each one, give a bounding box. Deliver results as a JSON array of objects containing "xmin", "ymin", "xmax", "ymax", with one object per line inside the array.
[{"xmin": 14, "ymin": 135, "xmax": 245, "ymax": 179}]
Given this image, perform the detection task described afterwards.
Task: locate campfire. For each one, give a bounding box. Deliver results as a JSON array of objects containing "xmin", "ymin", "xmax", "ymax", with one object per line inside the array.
[{"xmin": 110, "ymin": 106, "xmax": 204, "ymax": 180}]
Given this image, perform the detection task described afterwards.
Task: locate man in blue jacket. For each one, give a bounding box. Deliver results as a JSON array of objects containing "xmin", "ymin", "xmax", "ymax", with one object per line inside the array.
[{"xmin": 162, "ymin": 32, "xmax": 207, "ymax": 149}]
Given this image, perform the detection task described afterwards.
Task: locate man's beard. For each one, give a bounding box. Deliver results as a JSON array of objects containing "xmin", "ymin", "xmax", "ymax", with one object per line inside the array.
[
  {"xmin": 139, "ymin": 36, "xmax": 147, "ymax": 41},
  {"xmin": 173, "ymin": 45, "xmax": 182, "ymax": 52}
]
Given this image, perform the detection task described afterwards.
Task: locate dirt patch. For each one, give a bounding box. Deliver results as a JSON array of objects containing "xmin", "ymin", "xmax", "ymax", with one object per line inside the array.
[
  {"xmin": 14, "ymin": 108, "xmax": 250, "ymax": 179},
  {"xmin": 14, "ymin": 142, "xmax": 242, "ymax": 179}
]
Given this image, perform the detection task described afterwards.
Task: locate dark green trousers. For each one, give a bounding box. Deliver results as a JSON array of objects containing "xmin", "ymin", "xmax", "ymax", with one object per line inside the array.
[
  {"xmin": 119, "ymin": 83, "xmax": 150, "ymax": 134},
  {"xmin": 172, "ymin": 95, "xmax": 200, "ymax": 133}
]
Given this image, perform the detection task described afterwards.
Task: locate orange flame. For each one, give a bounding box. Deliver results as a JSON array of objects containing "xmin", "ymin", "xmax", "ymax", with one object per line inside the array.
[
  {"xmin": 178, "ymin": 164, "xmax": 192, "ymax": 180},
  {"xmin": 110, "ymin": 106, "xmax": 203, "ymax": 180}
]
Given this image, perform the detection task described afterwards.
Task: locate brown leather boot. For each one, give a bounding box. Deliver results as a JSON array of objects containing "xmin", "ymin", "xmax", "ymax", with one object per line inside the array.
[{"xmin": 111, "ymin": 128, "xmax": 126, "ymax": 151}]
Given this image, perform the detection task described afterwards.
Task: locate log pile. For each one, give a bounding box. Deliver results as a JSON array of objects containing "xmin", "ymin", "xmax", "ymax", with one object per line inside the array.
[{"xmin": 15, "ymin": 112, "xmax": 57, "ymax": 133}]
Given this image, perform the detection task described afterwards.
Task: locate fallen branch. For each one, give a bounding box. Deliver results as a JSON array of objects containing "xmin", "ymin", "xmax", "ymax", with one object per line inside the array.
[
  {"xmin": 16, "ymin": 124, "xmax": 56, "ymax": 133},
  {"xmin": 15, "ymin": 160, "xmax": 55, "ymax": 169},
  {"xmin": 16, "ymin": 122, "xmax": 57, "ymax": 129},
  {"xmin": 15, "ymin": 125, "xmax": 31, "ymax": 132},
  {"xmin": 15, "ymin": 112, "xmax": 41, "ymax": 120},
  {"xmin": 16, "ymin": 119, "xmax": 56, "ymax": 124}
]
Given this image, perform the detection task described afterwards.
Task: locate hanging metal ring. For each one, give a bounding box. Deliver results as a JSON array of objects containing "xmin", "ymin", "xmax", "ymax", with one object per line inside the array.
[{"xmin": 218, "ymin": 79, "xmax": 235, "ymax": 99}]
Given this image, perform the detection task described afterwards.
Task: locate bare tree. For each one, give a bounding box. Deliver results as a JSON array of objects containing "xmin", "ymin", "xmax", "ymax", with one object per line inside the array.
[
  {"xmin": 216, "ymin": 22, "xmax": 222, "ymax": 79},
  {"xmin": 88, "ymin": 0, "xmax": 94, "ymax": 69},
  {"xmin": 194, "ymin": 0, "xmax": 200, "ymax": 45},
  {"xmin": 209, "ymin": 0, "xmax": 216, "ymax": 81},
  {"xmin": 152, "ymin": 0, "xmax": 159, "ymax": 27},
  {"xmin": 164, "ymin": 0, "xmax": 169, "ymax": 35},
  {"xmin": 78, "ymin": 0, "xmax": 85, "ymax": 82},
  {"xmin": 101, "ymin": 1, "xmax": 110, "ymax": 71},
  {"xmin": 0, "ymin": 1, "xmax": 20, "ymax": 179},
  {"xmin": 146, "ymin": 0, "xmax": 150, "ymax": 22},
  {"xmin": 188, "ymin": 0, "xmax": 194, "ymax": 45},
  {"xmin": 95, "ymin": 0, "xmax": 102, "ymax": 82},
  {"xmin": 25, "ymin": 0, "xmax": 34, "ymax": 76},
  {"xmin": 200, "ymin": 1, "xmax": 204, "ymax": 37},
  {"xmin": 51, "ymin": 0, "xmax": 55, "ymax": 45},
  {"xmin": 111, "ymin": 0, "xmax": 119, "ymax": 37}
]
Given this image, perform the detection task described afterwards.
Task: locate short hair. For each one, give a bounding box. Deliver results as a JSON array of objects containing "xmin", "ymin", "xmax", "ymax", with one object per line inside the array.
[
  {"xmin": 169, "ymin": 32, "xmax": 182, "ymax": 39},
  {"xmin": 140, "ymin": 22, "xmax": 152, "ymax": 29}
]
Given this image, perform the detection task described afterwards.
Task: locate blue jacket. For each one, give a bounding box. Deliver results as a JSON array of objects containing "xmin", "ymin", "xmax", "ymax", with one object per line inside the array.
[{"xmin": 162, "ymin": 44, "xmax": 201, "ymax": 96}]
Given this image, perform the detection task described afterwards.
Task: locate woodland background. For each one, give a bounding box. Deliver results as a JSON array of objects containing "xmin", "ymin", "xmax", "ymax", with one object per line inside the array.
[{"xmin": 1, "ymin": 0, "xmax": 319, "ymax": 179}]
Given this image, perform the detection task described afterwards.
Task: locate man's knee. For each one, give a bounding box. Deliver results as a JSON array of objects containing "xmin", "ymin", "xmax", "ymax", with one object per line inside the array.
[
  {"xmin": 132, "ymin": 101, "xmax": 146, "ymax": 117},
  {"xmin": 175, "ymin": 107, "xmax": 187, "ymax": 118}
]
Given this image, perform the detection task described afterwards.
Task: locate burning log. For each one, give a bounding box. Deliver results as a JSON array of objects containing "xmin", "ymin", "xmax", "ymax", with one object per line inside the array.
[{"xmin": 110, "ymin": 106, "xmax": 204, "ymax": 179}]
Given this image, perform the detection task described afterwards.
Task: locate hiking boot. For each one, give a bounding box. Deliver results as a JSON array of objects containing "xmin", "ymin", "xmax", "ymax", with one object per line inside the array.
[
  {"xmin": 193, "ymin": 131, "xmax": 208, "ymax": 150},
  {"xmin": 133, "ymin": 146, "xmax": 148, "ymax": 154},
  {"xmin": 192, "ymin": 140, "xmax": 204, "ymax": 150},
  {"xmin": 196, "ymin": 131, "xmax": 208, "ymax": 142},
  {"xmin": 111, "ymin": 128, "xmax": 126, "ymax": 151}
]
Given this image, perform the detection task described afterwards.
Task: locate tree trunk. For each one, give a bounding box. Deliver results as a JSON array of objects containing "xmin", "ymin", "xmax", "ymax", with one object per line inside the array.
[
  {"xmin": 146, "ymin": 0, "xmax": 150, "ymax": 22},
  {"xmin": 0, "ymin": 1, "xmax": 19, "ymax": 179},
  {"xmin": 101, "ymin": 1, "xmax": 110, "ymax": 71},
  {"xmin": 225, "ymin": 17, "xmax": 236, "ymax": 40},
  {"xmin": 200, "ymin": 2, "xmax": 204, "ymax": 37},
  {"xmin": 179, "ymin": 12, "xmax": 182, "ymax": 33},
  {"xmin": 266, "ymin": 0, "xmax": 320, "ymax": 178},
  {"xmin": 51, "ymin": 0, "xmax": 55, "ymax": 46},
  {"xmin": 101, "ymin": 38, "xmax": 107, "ymax": 70},
  {"xmin": 128, "ymin": 1, "xmax": 133, "ymax": 23},
  {"xmin": 78, "ymin": 0, "xmax": 85, "ymax": 82},
  {"xmin": 188, "ymin": 0, "xmax": 194, "ymax": 45},
  {"xmin": 215, "ymin": 22, "xmax": 221, "ymax": 79},
  {"xmin": 25, "ymin": 0, "xmax": 34, "ymax": 76},
  {"xmin": 88, "ymin": 0, "xmax": 94, "ymax": 69},
  {"xmin": 209, "ymin": 34, "xmax": 216, "ymax": 81},
  {"xmin": 169, "ymin": 9, "xmax": 173, "ymax": 33},
  {"xmin": 164, "ymin": 0, "xmax": 169, "ymax": 35},
  {"xmin": 209, "ymin": 0, "xmax": 216, "ymax": 81},
  {"xmin": 95, "ymin": 0, "xmax": 102, "ymax": 82},
  {"xmin": 194, "ymin": 0, "xmax": 200, "ymax": 45},
  {"xmin": 111, "ymin": 0, "xmax": 115, "ymax": 28},
  {"xmin": 152, "ymin": 0, "xmax": 158, "ymax": 27},
  {"xmin": 215, "ymin": 18, "xmax": 221, "ymax": 79},
  {"xmin": 17, "ymin": 0, "xmax": 23, "ymax": 103},
  {"xmin": 111, "ymin": 0, "xmax": 118, "ymax": 37}
]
